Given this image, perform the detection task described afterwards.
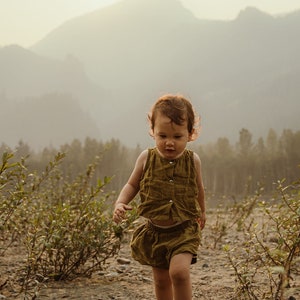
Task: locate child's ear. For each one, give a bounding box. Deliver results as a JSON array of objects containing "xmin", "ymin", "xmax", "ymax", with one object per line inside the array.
[
  {"xmin": 188, "ymin": 129, "xmax": 195, "ymax": 141},
  {"xmin": 149, "ymin": 129, "xmax": 154, "ymax": 139}
]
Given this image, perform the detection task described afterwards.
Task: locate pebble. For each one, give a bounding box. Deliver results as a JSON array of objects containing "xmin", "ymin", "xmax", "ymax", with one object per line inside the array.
[
  {"xmin": 105, "ymin": 272, "xmax": 119, "ymax": 278},
  {"xmin": 116, "ymin": 257, "xmax": 131, "ymax": 265},
  {"xmin": 142, "ymin": 277, "xmax": 152, "ymax": 283},
  {"xmin": 116, "ymin": 265, "xmax": 128, "ymax": 273}
]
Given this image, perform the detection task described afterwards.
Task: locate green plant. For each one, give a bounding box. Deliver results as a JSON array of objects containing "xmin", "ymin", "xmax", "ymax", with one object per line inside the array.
[
  {"xmin": 0, "ymin": 152, "xmax": 29, "ymax": 253},
  {"xmin": 0, "ymin": 151, "xmax": 138, "ymax": 299},
  {"xmin": 225, "ymin": 179, "xmax": 300, "ymax": 299},
  {"xmin": 209, "ymin": 188, "xmax": 262, "ymax": 249},
  {"xmin": 209, "ymin": 207, "xmax": 228, "ymax": 249}
]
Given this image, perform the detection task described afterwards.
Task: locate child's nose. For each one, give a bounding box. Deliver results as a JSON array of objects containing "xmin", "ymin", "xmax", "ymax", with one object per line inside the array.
[{"xmin": 166, "ymin": 139, "xmax": 174, "ymax": 146}]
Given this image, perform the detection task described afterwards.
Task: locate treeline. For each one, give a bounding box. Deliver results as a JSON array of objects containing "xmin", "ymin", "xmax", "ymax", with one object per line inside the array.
[
  {"xmin": 0, "ymin": 138, "xmax": 140, "ymax": 194},
  {"xmin": 195, "ymin": 128, "xmax": 300, "ymax": 197},
  {"xmin": 1, "ymin": 128, "xmax": 299, "ymax": 199}
]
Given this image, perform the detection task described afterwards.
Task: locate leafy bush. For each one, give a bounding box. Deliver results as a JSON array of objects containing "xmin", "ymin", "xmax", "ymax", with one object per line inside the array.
[
  {"xmin": 208, "ymin": 188, "xmax": 262, "ymax": 249},
  {"xmin": 0, "ymin": 151, "xmax": 137, "ymax": 299},
  {"xmin": 225, "ymin": 179, "xmax": 300, "ymax": 300},
  {"xmin": 0, "ymin": 152, "xmax": 26, "ymax": 243}
]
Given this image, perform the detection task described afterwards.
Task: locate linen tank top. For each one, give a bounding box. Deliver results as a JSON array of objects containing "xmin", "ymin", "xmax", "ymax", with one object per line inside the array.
[{"xmin": 138, "ymin": 148, "xmax": 200, "ymax": 222}]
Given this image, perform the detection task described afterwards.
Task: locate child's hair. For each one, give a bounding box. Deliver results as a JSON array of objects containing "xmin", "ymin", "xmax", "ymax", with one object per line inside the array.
[{"xmin": 148, "ymin": 94, "xmax": 200, "ymax": 140}]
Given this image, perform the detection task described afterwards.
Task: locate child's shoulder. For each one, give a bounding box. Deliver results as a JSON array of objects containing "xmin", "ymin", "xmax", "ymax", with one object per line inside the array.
[
  {"xmin": 139, "ymin": 149, "xmax": 150, "ymax": 159},
  {"xmin": 136, "ymin": 149, "xmax": 149, "ymax": 160},
  {"xmin": 191, "ymin": 151, "xmax": 201, "ymax": 169},
  {"xmin": 192, "ymin": 151, "xmax": 200, "ymax": 160},
  {"xmin": 135, "ymin": 149, "xmax": 150, "ymax": 169},
  {"xmin": 186, "ymin": 148, "xmax": 199, "ymax": 159}
]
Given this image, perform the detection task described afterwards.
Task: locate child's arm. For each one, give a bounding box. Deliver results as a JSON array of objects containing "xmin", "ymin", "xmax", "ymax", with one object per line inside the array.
[
  {"xmin": 113, "ymin": 150, "xmax": 148, "ymax": 223},
  {"xmin": 194, "ymin": 152, "xmax": 206, "ymax": 229}
]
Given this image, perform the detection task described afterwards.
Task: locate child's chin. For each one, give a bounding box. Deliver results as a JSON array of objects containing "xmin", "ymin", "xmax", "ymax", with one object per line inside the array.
[{"xmin": 164, "ymin": 150, "xmax": 177, "ymax": 158}]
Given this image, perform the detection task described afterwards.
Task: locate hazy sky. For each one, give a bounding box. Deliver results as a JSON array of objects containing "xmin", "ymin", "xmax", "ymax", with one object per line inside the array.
[{"xmin": 1, "ymin": 0, "xmax": 300, "ymax": 48}]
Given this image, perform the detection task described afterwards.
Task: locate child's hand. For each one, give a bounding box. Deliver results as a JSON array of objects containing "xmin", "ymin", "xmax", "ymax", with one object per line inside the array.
[
  {"xmin": 197, "ymin": 212, "xmax": 206, "ymax": 230},
  {"xmin": 113, "ymin": 203, "xmax": 132, "ymax": 224}
]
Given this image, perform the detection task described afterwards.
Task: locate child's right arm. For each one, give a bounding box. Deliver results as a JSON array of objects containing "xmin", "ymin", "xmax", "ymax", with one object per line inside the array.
[{"xmin": 113, "ymin": 150, "xmax": 148, "ymax": 223}]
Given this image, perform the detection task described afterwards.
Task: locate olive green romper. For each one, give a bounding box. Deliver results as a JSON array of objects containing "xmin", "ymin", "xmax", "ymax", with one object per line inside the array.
[{"xmin": 130, "ymin": 148, "xmax": 201, "ymax": 269}]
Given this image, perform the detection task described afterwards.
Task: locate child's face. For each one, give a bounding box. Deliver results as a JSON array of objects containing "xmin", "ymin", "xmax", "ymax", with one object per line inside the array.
[{"xmin": 152, "ymin": 112, "xmax": 192, "ymax": 160}]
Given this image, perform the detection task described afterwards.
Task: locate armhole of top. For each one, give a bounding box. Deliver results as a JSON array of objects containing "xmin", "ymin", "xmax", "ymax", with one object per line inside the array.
[
  {"xmin": 141, "ymin": 148, "xmax": 152, "ymax": 177},
  {"xmin": 190, "ymin": 150, "xmax": 196, "ymax": 170}
]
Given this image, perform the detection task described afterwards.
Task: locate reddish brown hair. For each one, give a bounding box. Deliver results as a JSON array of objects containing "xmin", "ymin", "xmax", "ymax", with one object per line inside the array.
[{"xmin": 148, "ymin": 94, "xmax": 200, "ymax": 140}]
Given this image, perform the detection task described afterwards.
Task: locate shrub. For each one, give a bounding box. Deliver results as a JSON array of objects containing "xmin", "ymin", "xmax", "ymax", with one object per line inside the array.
[
  {"xmin": 225, "ymin": 179, "xmax": 300, "ymax": 300},
  {"xmin": 0, "ymin": 151, "xmax": 137, "ymax": 299},
  {"xmin": 0, "ymin": 152, "xmax": 29, "ymax": 252}
]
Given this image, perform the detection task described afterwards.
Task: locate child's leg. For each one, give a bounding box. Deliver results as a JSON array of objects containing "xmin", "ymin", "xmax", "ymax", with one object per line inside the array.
[
  {"xmin": 169, "ymin": 253, "xmax": 193, "ymax": 300},
  {"xmin": 152, "ymin": 267, "xmax": 173, "ymax": 300}
]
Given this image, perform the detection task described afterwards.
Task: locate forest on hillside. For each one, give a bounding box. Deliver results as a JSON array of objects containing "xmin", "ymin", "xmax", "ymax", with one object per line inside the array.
[{"xmin": 1, "ymin": 127, "xmax": 299, "ymax": 203}]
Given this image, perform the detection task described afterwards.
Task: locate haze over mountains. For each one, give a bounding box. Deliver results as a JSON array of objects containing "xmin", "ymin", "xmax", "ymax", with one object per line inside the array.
[{"xmin": 1, "ymin": 0, "xmax": 300, "ymax": 149}]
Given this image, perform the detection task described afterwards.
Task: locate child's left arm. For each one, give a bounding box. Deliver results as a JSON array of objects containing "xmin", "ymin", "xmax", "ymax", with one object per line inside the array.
[{"xmin": 193, "ymin": 152, "xmax": 206, "ymax": 230}]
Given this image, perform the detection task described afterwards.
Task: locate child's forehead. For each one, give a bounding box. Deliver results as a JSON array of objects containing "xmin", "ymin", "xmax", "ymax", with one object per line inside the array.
[
  {"xmin": 155, "ymin": 111, "xmax": 171, "ymax": 120},
  {"xmin": 154, "ymin": 114, "xmax": 188, "ymax": 129}
]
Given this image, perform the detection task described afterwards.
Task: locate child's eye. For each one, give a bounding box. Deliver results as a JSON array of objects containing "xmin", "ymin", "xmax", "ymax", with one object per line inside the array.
[
  {"xmin": 159, "ymin": 134, "xmax": 166, "ymax": 139},
  {"xmin": 174, "ymin": 136, "xmax": 182, "ymax": 139}
]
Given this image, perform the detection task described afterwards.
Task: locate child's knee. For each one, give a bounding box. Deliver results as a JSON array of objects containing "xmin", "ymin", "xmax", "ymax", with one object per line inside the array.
[
  {"xmin": 169, "ymin": 266, "xmax": 190, "ymax": 284},
  {"xmin": 153, "ymin": 268, "xmax": 172, "ymax": 289}
]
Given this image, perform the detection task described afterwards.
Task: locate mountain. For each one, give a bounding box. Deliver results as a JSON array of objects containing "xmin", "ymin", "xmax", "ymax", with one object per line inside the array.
[
  {"xmin": 32, "ymin": 0, "xmax": 199, "ymax": 89},
  {"xmin": 0, "ymin": 45, "xmax": 106, "ymax": 103},
  {"xmin": 0, "ymin": 93, "xmax": 101, "ymax": 149},
  {"xmin": 30, "ymin": 2, "xmax": 300, "ymax": 145},
  {"xmin": 2, "ymin": 0, "xmax": 300, "ymax": 149},
  {"xmin": 0, "ymin": 45, "xmax": 104, "ymax": 149}
]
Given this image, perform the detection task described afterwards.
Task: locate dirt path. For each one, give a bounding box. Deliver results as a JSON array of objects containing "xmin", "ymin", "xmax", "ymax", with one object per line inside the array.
[
  {"xmin": 1, "ymin": 210, "xmax": 299, "ymax": 299},
  {"xmin": 36, "ymin": 243, "xmax": 236, "ymax": 300}
]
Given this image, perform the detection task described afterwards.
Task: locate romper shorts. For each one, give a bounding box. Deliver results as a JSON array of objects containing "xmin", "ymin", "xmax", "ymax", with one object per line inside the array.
[{"xmin": 130, "ymin": 220, "xmax": 201, "ymax": 269}]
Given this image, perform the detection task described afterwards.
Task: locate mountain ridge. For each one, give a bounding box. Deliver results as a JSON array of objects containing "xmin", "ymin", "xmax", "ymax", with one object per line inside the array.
[{"xmin": 1, "ymin": 0, "xmax": 300, "ymax": 148}]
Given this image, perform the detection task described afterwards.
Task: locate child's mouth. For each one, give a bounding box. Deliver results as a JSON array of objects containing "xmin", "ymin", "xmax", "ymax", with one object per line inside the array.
[{"xmin": 166, "ymin": 149, "xmax": 175, "ymax": 153}]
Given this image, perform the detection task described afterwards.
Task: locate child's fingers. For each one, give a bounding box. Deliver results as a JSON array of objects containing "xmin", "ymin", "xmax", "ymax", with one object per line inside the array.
[
  {"xmin": 123, "ymin": 204, "xmax": 133, "ymax": 211},
  {"xmin": 113, "ymin": 211, "xmax": 124, "ymax": 223},
  {"xmin": 196, "ymin": 217, "xmax": 206, "ymax": 230},
  {"xmin": 113, "ymin": 204, "xmax": 132, "ymax": 223}
]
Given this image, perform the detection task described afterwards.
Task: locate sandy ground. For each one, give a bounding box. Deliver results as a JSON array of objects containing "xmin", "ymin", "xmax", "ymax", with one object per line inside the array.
[{"xmin": 1, "ymin": 210, "xmax": 299, "ymax": 300}]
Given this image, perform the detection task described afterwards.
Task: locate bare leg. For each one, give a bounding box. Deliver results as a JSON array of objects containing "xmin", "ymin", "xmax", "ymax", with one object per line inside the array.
[
  {"xmin": 169, "ymin": 253, "xmax": 193, "ymax": 300},
  {"xmin": 152, "ymin": 267, "xmax": 173, "ymax": 300}
]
